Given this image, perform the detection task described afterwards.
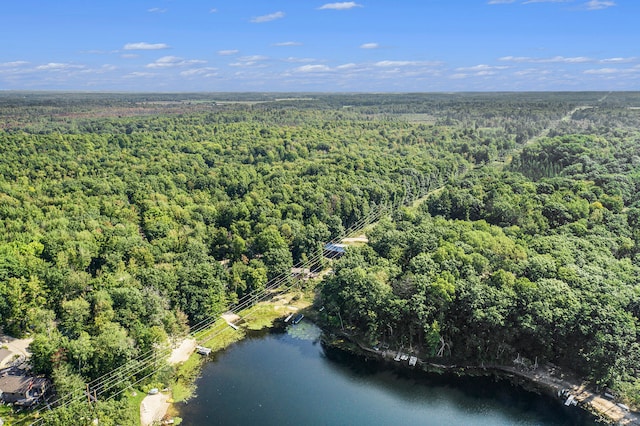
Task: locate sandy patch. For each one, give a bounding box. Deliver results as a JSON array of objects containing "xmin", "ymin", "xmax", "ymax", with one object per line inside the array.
[
  {"xmin": 221, "ymin": 312, "xmax": 241, "ymax": 323},
  {"xmin": 140, "ymin": 392, "xmax": 170, "ymax": 426},
  {"xmin": 167, "ymin": 338, "xmax": 196, "ymax": 366}
]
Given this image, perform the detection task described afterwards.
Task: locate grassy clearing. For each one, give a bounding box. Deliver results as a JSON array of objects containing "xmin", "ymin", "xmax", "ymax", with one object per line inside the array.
[
  {"xmin": 123, "ymin": 387, "xmax": 148, "ymax": 425},
  {"xmin": 171, "ymin": 353, "xmax": 205, "ymax": 403},
  {"xmin": 0, "ymin": 400, "xmax": 47, "ymax": 425}
]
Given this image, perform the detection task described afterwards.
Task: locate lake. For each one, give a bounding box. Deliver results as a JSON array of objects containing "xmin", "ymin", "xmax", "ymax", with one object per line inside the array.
[{"xmin": 178, "ymin": 321, "xmax": 596, "ymax": 425}]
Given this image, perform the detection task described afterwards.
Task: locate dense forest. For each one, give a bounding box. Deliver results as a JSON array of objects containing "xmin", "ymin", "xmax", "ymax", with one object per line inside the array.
[
  {"xmin": 320, "ymin": 93, "xmax": 640, "ymax": 407},
  {"xmin": 0, "ymin": 92, "xmax": 639, "ymax": 422}
]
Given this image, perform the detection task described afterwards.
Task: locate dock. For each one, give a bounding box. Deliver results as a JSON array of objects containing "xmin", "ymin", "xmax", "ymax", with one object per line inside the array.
[{"xmin": 195, "ymin": 346, "xmax": 212, "ymax": 356}]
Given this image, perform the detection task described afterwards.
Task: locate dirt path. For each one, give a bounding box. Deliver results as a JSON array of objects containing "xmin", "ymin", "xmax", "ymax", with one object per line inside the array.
[
  {"xmin": 140, "ymin": 338, "xmax": 197, "ymax": 425},
  {"xmin": 341, "ymin": 235, "xmax": 368, "ymax": 244},
  {"xmin": 0, "ymin": 332, "xmax": 33, "ymax": 369}
]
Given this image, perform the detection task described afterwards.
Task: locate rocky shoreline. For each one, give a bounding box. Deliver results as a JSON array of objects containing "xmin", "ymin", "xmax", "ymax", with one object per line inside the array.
[{"xmin": 322, "ymin": 330, "xmax": 640, "ymax": 426}]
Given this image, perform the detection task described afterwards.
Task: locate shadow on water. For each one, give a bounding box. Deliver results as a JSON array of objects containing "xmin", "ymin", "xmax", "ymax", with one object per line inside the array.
[
  {"xmin": 320, "ymin": 342, "xmax": 599, "ymax": 426},
  {"xmin": 179, "ymin": 323, "xmax": 599, "ymax": 426}
]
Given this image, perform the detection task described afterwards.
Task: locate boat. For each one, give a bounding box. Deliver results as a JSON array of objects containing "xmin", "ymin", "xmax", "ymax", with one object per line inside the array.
[
  {"xmin": 284, "ymin": 313, "xmax": 294, "ymax": 323},
  {"xmin": 617, "ymin": 403, "xmax": 630, "ymax": 412},
  {"xmin": 291, "ymin": 313, "xmax": 304, "ymax": 324},
  {"xmin": 564, "ymin": 395, "xmax": 576, "ymax": 406}
]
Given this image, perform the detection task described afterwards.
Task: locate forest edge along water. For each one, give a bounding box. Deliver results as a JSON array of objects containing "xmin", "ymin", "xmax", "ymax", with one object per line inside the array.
[
  {"xmin": 177, "ymin": 318, "xmax": 603, "ymax": 425},
  {"xmin": 161, "ymin": 287, "xmax": 630, "ymax": 425},
  {"xmin": 322, "ymin": 326, "xmax": 639, "ymax": 425}
]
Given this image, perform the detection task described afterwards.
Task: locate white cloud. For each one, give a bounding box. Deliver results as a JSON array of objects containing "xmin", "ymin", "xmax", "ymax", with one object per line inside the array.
[
  {"xmin": 146, "ymin": 56, "xmax": 207, "ymax": 68},
  {"xmin": 240, "ymin": 55, "xmax": 269, "ymax": 62},
  {"xmin": 218, "ymin": 49, "xmax": 239, "ymax": 56},
  {"xmin": 283, "ymin": 57, "xmax": 317, "ymax": 63},
  {"xmin": 336, "ymin": 63, "xmax": 357, "ymax": 70},
  {"xmin": 124, "ymin": 42, "xmax": 170, "ymax": 51},
  {"xmin": 210, "ymin": 8, "xmax": 218, "ymax": 13},
  {"xmin": 499, "ymin": 55, "xmax": 591, "ymax": 63},
  {"xmin": 148, "ymin": 7, "xmax": 167, "ymax": 13},
  {"xmin": 294, "ymin": 64, "xmax": 331, "ymax": 73},
  {"xmin": 487, "ymin": 0, "xmax": 515, "ymax": 4},
  {"xmin": 522, "ymin": 0, "xmax": 572, "ymax": 3},
  {"xmin": 584, "ymin": 0, "xmax": 615, "ymax": 10},
  {"xmin": 0, "ymin": 61, "xmax": 29, "ymax": 67},
  {"xmin": 180, "ymin": 67, "xmax": 218, "ymax": 77},
  {"xmin": 600, "ymin": 57, "xmax": 636, "ymax": 63},
  {"xmin": 584, "ymin": 67, "xmax": 639, "ymax": 75},
  {"xmin": 229, "ymin": 62, "xmax": 268, "ymax": 68},
  {"xmin": 450, "ymin": 65, "xmax": 506, "ymax": 78},
  {"xmin": 456, "ymin": 64, "xmax": 508, "ymax": 71},
  {"xmin": 375, "ymin": 60, "xmax": 441, "ymax": 67},
  {"xmin": 360, "ymin": 43, "xmax": 380, "ymax": 49},
  {"xmin": 229, "ymin": 55, "xmax": 270, "ymax": 68},
  {"xmin": 318, "ymin": 2, "xmax": 363, "ymax": 10},
  {"xmin": 273, "ymin": 41, "xmax": 303, "ymax": 47},
  {"xmin": 125, "ymin": 72, "xmax": 156, "ymax": 78},
  {"xmin": 77, "ymin": 64, "xmax": 117, "ymax": 75},
  {"xmin": 514, "ymin": 68, "xmax": 552, "ymax": 76},
  {"xmin": 36, "ymin": 63, "xmax": 85, "ymax": 71},
  {"xmin": 121, "ymin": 53, "xmax": 139, "ymax": 59},
  {"xmin": 250, "ymin": 11, "xmax": 285, "ymax": 23},
  {"xmin": 584, "ymin": 68, "xmax": 619, "ymax": 74}
]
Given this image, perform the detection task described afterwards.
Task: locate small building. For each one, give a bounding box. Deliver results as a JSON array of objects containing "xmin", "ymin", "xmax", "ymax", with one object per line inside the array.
[
  {"xmin": 323, "ymin": 243, "xmax": 346, "ymax": 259},
  {"xmin": 290, "ymin": 268, "xmax": 319, "ymax": 281},
  {"xmin": 0, "ymin": 375, "xmax": 49, "ymax": 404}
]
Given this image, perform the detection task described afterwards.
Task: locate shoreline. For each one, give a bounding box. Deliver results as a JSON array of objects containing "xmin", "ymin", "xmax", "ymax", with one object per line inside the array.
[
  {"xmin": 144, "ymin": 291, "xmax": 314, "ymax": 425},
  {"xmin": 145, "ymin": 299, "xmax": 639, "ymax": 426},
  {"xmin": 324, "ymin": 330, "xmax": 640, "ymax": 426}
]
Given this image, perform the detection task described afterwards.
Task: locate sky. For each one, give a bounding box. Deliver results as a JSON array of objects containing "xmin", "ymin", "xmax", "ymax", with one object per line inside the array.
[{"xmin": 0, "ymin": 0, "xmax": 638, "ymax": 92}]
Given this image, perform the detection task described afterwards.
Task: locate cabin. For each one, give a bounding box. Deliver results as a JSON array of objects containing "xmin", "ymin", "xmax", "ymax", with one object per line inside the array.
[
  {"xmin": 323, "ymin": 243, "xmax": 346, "ymax": 259},
  {"xmin": 0, "ymin": 374, "xmax": 49, "ymax": 404}
]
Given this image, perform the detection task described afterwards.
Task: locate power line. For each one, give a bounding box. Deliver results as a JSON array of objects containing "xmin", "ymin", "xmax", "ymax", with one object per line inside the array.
[{"xmin": 26, "ymin": 172, "xmax": 440, "ymax": 425}]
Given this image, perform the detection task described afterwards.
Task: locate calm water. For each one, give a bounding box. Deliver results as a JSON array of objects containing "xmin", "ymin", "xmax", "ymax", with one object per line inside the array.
[{"xmin": 179, "ymin": 322, "xmax": 596, "ymax": 425}]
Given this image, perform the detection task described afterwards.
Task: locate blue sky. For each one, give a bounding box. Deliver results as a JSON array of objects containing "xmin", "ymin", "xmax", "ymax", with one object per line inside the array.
[{"xmin": 0, "ymin": 0, "xmax": 637, "ymax": 91}]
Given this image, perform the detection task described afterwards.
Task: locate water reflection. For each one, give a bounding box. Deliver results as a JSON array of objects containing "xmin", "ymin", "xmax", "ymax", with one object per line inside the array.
[{"xmin": 179, "ymin": 322, "xmax": 596, "ymax": 426}]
